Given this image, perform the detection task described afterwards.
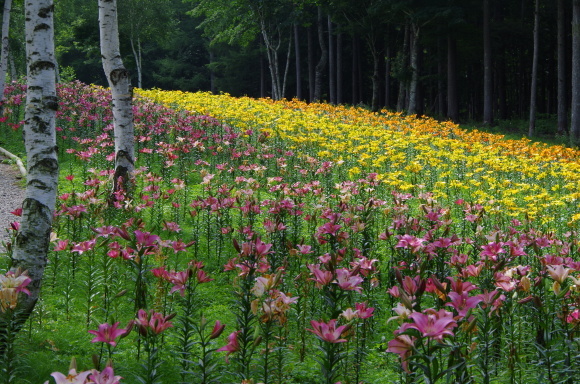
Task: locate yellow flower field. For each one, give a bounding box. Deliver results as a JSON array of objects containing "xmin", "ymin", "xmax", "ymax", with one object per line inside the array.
[{"xmin": 137, "ymin": 89, "xmax": 580, "ymax": 229}]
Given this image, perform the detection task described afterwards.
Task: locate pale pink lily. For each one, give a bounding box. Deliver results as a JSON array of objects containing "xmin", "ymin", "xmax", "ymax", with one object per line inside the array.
[
  {"xmin": 387, "ymin": 303, "xmax": 412, "ymax": 323},
  {"xmin": 546, "ymin": 264, "xmax": 570, "ymax": 284},
  {"xmin": 45, "ymin": 369, "xmax": 92, "ymax": 384},
  {"xmin": 341, "ymin": 308, "xmax": 358, "ymax": 321}
]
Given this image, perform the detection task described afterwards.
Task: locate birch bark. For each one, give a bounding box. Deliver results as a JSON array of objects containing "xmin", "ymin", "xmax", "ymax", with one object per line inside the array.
[
  {"xmin": 0, "ymin": 0, "xmax": 12, "ymax": 107},
  {"xmin": 98, "ymin": 0, "xmax": 134, "ymax": 193},
  {"xmin": 10, "ymin": 0, "xmax": 58, "ymax": 317}
]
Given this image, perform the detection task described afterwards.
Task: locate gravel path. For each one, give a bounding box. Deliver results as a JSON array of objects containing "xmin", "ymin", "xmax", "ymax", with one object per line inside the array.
[{"xmin": 0, "ymin": 159, "xmax": 25, "ymax": 250}]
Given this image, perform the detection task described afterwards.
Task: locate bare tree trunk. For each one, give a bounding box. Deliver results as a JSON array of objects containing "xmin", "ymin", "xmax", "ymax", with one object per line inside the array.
[
  {"xmin": 314, "ymin": 7, "xmax": 327, "ymax": 102},
  {"xmin": 558, "ymin": 0, "xmax": 567, "ymax": 135},
  {"xmin": 99, "ymin": 0, "xmax": 135, "ymax": 194},
  {"xmin": 528, "ymin": 0, "xmax": 540, "ymax": 137},
  {"xmin": 307, "ymin": 25, "xmax": 315, "ymax": 102},
  {"xmin": 352, "ymin": 36, "xmax": 358, "ymax": 104},
  {"xmin": 385, "ymin": 46, "xmax": 391, "ymax": 109},
  {"xmin": 336, "ymin": 32, "xmax": 343, "ymax": 104},
  {"xmin": 371, "ymin": 49, "xmax": 380, "ymax": 112},
  {"xmin": 408, "ymin": 24, "xmax": 420, "ymax": 115},
  {"xmin": 281, "ymin": 32, "xmax": 292, "ymax": 99},
  {"xmin": 294, "ymin": 24, "xmax": 302, "ymax": 99},
  {"xmin": 483, "ymin": 0, "xmax": 493, "ymax": 125},
  {"xmin": 572, "ymin": 0, "xmax": 580, "ymax": 144},
  {"xmin": 209, "ymin": 45, "xmax": 216, "ymax": 93},
  {"xmin": 437, "ymin": 38, "xmax": 444, "ymax": 117},
  {"xmin": 260, "ymin": 25, "xmax": 281, "ymax": 100},
  {"xmin": 327, "ymin": 16, "xmax": 335, "ymax": 104},
  {"xmin": 447, "ymin": 35, "xmax": 459, "ymax": 121},
  {"xmin": 0, "ymin": 0, "xmax": 12, "ymax": 107},
  {"xmin": 10, "ymin": 0, "xmax": 58, "ymax": 321},
  {"xmin": 8, "ymin": 50, "xmax": 15, "ymax": 82},
  {"xmin": 397, "ymin": 24, "xmax": 409, "ymax": 111},
  {"xmin": 130, "ymin": 37, "xmax": 142, "ymax": 88}
]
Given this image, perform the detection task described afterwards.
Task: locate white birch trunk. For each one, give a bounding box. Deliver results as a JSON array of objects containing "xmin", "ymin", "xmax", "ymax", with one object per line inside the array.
[
  {"xmin": 261, "ymin": 24, "xmax": 281, "ymax": 100},
  {"xmin": 11, "ymin": 0, "xmax": 58, "ymax": 317},
  {"xmin": 99, "ymin": 0, "xmax": 134, "ymax": 193},
  {"xmin": 0, "ymin": 0, "xmax": 13, "ymax": 105},
  {"xmin": 281, "ymin": 33, "xmax": 292, "ymax": 99},
  {"xmin": 130, "ymin": 36, "xmax": 142, "ymax": 89}
]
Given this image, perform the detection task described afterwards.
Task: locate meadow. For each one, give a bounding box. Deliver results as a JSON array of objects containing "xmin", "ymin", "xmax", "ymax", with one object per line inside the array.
[{"xmin": 0, "ymin": 81, "xmax": 579, "ymax": 383}]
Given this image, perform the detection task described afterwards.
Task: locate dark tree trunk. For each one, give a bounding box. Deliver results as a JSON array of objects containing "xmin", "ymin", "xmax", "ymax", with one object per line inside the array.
[
  {"xmin": 528, "ymin": 0, "xmax": 540, "ymax": 137},
  {"xmin": 385, "ymin": 46, "xmax": 391, "ymax": 109},
  {"xmin": 209, "ymin": 47, "xmax": 216, "ymax": 94},
  {"xmin": 397, "ymin": 24, "xmax": 409, "ymax": 111},
  {"xmin": 260, "ymin": 43, "xmax": 266, "ymax": 98},
  {"xmin": 314, "ymin": 7, "xmax": 327, "ymax": 102},
  {"xmin": 307, "ymin": 24, "xmax": 315, "ymax": 102},
  {"xmin": 483, "ymin": 0, "xmax": 493, "ymax": 125},
  {"xmin": 437, "ymin": 38, "xmax": 445, "ymax": 117},
  {"xmin": 558, "ymin": 0, "xmax": 567, "ymax": 135},
  {"xmin": 357, "ymin": 38, "xmax": 363, "ymax": 103},
  {"xmin": 408, "ymin": 24, "xmax": 420, "ymax": 115},
  {"xmin": 352, "ymin": 36, "xmax": 358, "ymax": 104},
  {"xmin": 572, "ymin": 0, "xmax": 580, "ymax": 143},
  {"xmin": 371, "ymin": 48, "xmax": 380, "ymax": 112},
  {"xmin": 328, "ymin": 16, "xmax": 335, "ymax": 104},
  {"xmin": 294, "ymin": 24, "xmax": 302, "ymax": 100},
  {"xmin": 336, "ymin": 32, "xmax": 343, "ymax": 104}
]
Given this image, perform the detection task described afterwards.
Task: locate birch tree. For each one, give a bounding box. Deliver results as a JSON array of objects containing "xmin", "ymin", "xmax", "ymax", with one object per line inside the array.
[
  {"xmin": 191, "ymin": 0, "xmax": 293, "ymax": 100},
  {"xmin": 99, "ymin": 0, "xmax": 134, "ymax": 194},
  {"xmin": 0, "ymin": 0, "xmax": 13, "ymax": 107},
  {"xmin": 9, "ymin": 0, "xmax": 58, "ymax": 319}
]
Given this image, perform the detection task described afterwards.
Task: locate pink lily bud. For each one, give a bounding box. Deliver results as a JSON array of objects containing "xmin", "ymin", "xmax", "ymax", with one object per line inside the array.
[{"xmin": 209, "ymin": 320, "xmax": 226, "ymax": 339}]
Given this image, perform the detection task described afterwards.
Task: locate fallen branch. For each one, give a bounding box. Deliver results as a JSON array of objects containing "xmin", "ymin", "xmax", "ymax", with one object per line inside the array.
[{"xmin": 0, "ymin": 146, "xmax": 26, "ymax": 177}]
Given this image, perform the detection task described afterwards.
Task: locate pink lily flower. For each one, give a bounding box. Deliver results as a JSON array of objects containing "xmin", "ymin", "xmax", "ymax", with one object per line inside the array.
[
  {"xmin": 88, "ymin": 322, "xmax": 130, "ymax": 347},
  {"xmin": 307, "ymin": 319, "xmax": 350, "ymax": 343},
  {"xmin": 386, "ymin": 334, "xmax": 415, "ymax": 373},
  {"xmin": 135, "ymin": 309, "xmax": 173, "ymax": 335},
  {"xmin": 209, "ymin": 320, "xmax": 226, "ymax": 339},
  {"xmin": 46, "ymin": 368, "xmax": 92, "ymax": 384},
  {"xmin": 89, "ymin": 366, "xmax": 122, "ymax": 384},
  {"xmin": 217, "ymin": 330, "xmax": 240, "ymax": 362},
  {"xmin": 354, "ymin": 302, "xmax": 375, "ymax": 319},
  {"xmin": 405, "ymin": 308, "xmax": 457, "ymax": 341},
  {"xmin": 335, "ymin": 268, "xmax": 364, "ymax": 293},
  {"xmin": 445, "ymin": 292, "xmax": 482, "ymax": 319},
  {"xmin": 308, "ymin": 264, "xmax": 333, "ymax": 288}
]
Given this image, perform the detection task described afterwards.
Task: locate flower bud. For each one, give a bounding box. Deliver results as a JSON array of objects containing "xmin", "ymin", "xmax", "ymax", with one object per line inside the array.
[{"xmin": 209, "ymin": 320, "xmax": 226, "ymax": 339}]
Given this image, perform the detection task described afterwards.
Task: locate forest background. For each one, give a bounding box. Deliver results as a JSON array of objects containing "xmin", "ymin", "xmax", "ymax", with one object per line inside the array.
[{"xmin": 3, "ymin": 0, "xmax": 578, "ymax": 140}]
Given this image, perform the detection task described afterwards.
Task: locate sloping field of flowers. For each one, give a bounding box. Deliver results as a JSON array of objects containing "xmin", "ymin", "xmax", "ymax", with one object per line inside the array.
[
  {"xmin": 138, "ymin": 89, "xmax": 580, "ymax": 228},
  {"xmin": 0, "ymin": 82, "xmax": 579, "ymax": 384}
]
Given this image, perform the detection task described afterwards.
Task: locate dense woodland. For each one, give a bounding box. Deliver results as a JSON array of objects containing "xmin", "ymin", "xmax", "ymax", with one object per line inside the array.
[{"xmin": 3, "ymin": 0, "xmax": 580, "ymax": 135}]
